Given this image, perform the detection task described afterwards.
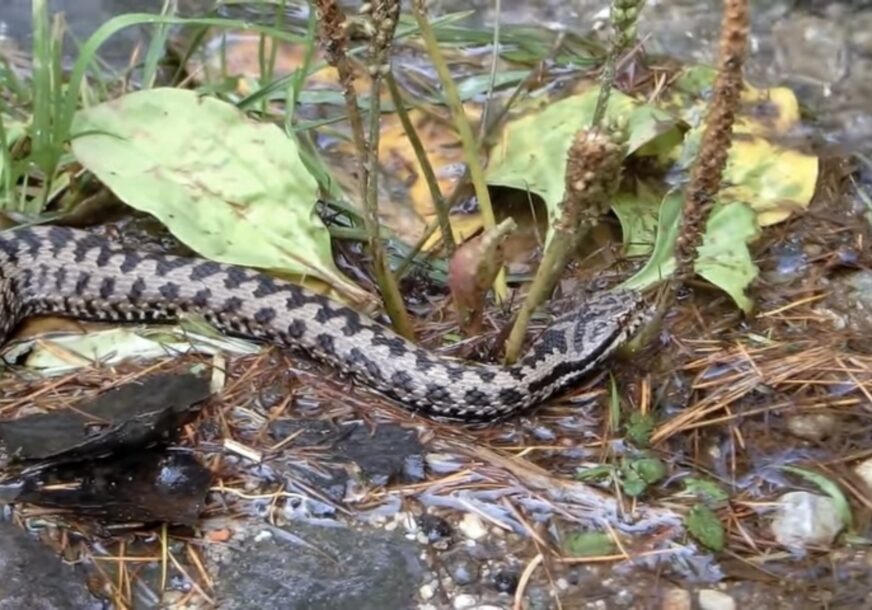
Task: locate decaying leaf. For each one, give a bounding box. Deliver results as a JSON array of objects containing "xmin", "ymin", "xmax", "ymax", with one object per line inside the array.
[{"xmin": 448, "ymin": 217, "xmax": 516, "ymax": 335}]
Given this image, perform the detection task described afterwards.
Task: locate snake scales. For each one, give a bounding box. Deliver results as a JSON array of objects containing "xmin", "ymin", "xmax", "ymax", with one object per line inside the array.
[{"xmin": 0, "ymin": 225, "xmax": 650, "ymax": 421}]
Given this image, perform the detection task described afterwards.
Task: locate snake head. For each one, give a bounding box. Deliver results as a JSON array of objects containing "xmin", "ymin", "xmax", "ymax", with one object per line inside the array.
[{"xmin": 566, "ymin": 288, "xmax": 649, "ymax": 357}]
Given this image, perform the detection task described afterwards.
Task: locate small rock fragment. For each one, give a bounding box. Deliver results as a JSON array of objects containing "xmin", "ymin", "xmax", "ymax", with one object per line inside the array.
[
  {"xmin": 418, "ymin": 514, "xmax": 453, "ymax": 543},
  {"xmin": 854, "ymin": 458, "xmax": 872, "ymax": 497},
  {"xmin": 661, "ymin": 588, "xmax": 692, "ymax": 610},
  {"xmin": 698, "ymin": 589, "xmax": 736, "ymax": 610},
  {"xmin": 419, "ymin": 583, "xmax": 436, "ymax": 601},
  {"xmin": 493, "ymin": 570, "xmax": 519, "ymax": 594},
  {"xmin": 458, "ymin": 513, "xmax": 487, "ymax": 540},
  {"xmin": 786, "ymin": 413, "xmax": 837, "ymax": 441},
  {"xmin": 771, "ymin": 491, "xmax": 845, "ymax": 549},
  {"xmin": 446, "ymin": 554, "xmax": 479, "ymax": 585},
  {"xmin": 452, "ymin": 593, "xmax": 478, "ymax": 609}
]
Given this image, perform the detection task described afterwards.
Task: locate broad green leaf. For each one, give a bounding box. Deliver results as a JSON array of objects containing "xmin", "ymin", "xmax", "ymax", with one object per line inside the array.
[
  {"xmin": 695, "ymin": 202, "xmax": 761, "ymax": 312},
  {"xmin": 682, "ymin": 477, "xmax": 730, "ymax": 505},
  {"xmin": 621, "ymin": 192, "xmax": 761, "ymax": 312},
  {"xmin": 563, "ymin": 531, "xmax": 617, "ymax": 557},
  {"xmin": 625, "ymin": 411, "xmax": 655, "ymax": 447},
  {"xmin": 782, "ymin": 466, "xmax": 854, "ymax": 529},
  {"xmin": 611, "ymin": 180, "xmax": 661, "ymax": 257},
  {"xmin": 627, "ymin": 456, "xmax": 666, "ymax": 484},
  {"xmin": 686, "ymin": 504, "xmax": 725, "ymax": 551},
  {"xmin": 620, "ymin": 189, "xmax": 684, "ymax": 289},
  {"xmin": 662, "ymin": 65, "xmax": 818, "ymax": 227},
  {"xmin": 70, "ymin": 88, "xmax": 371, "ymax": 306},
  {"xmin": 620, "ymin": 468, "xmax": 647, "ymax": 497},
  {"xmin": 676, "ymin": 126, "xmax": 818, "ymax": 227},
  {"xmin": 485, "ymin": 86, "xmax": 679, "ymax": 245}
]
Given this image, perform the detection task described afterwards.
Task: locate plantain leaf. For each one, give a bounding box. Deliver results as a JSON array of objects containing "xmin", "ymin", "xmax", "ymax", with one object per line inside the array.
[
  {"xmin": 71, "ymin": 88, "xmax": 372, "ymax": 306},
  {"xmin": 686, "ymin": 504, "xmax": 725, "ymax": 551},
  {"xmin": 485, "ymin": 86, "xmax": 679, "ymax": 246},
  {"xmin": 621, "ymin": 192, "xmax": 760, "ymax": 312}
]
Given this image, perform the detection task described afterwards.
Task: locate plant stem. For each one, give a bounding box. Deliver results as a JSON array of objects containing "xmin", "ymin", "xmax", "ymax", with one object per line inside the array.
[
  {"xmin": 315, "ymin": 0, "xmax": 414, "ymax": 339},
  {"xmin": 411, "ymin": 0, "xmax": 507, "ymax": 299},
  {"xmin": 385, "ymin": 72, "xmax": 455, "ymax": 254}
]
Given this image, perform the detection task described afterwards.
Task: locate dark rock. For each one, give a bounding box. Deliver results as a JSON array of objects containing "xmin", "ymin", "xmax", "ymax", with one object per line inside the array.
[
  {"xmin": 215, "ymin": 522, "xmax": 422, "ymax": 610},
  {"xmin": 494, "ymin": 569, "xmax": 519, "ymax": 594},
  {"xmin": 418, "ymin": 514, "xmax": 452, "ymax": 543},
  {"xmin": 16, "ymin": 450, "xmax": 212, "ymax": 525},
  {"xmin": 0, "ymin": 521, "xmax": 102, "ymax": 609},
  {"xmin": 0, "ymin": 373, "xmax": 209, "ymax": 463},
  {"xmin": 267, "ymin": 420, "xmax": 426, "ymax": 497}
]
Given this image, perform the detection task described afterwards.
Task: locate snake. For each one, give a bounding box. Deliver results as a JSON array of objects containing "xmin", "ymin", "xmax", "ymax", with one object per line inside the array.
[{"xmin": 0, "ymin": 225, "xmax": 651, "ymax": 421}]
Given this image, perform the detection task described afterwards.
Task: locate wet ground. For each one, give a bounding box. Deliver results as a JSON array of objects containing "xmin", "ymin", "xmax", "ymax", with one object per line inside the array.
[
  {"xmin": 1, "ymin": 0, "xmax": 872, "ymax": 609},
  {"xmin": 3, "ymin": 0, "xmax": 871, "ymax": 157}
]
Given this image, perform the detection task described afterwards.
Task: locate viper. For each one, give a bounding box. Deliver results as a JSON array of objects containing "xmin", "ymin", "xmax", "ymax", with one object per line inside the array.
[{"xmin": 0, "ymin": 225, "xmax": 651, "ymax": 421}]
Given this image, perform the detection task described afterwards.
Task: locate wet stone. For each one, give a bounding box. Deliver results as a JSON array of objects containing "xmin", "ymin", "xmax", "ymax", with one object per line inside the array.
[
  {"xmin": 267, "ymin": 420, "xmax": 426, "ymax": 498},
  {"xmin": 771, "ymin": 491, "xmax": 845, "ymax": 549},
  {"xmin": 821, "ymin": 269, "xmax": 872, "ymax": 343},
  {"xmin": 525, "ymin": 584, "xmax": 556, "ymax": 610},
  {"xmin": 773, "ymin": 15, "xmax": 849, "ymax": 84},
  {"xmin": 494, "ymin": 569, "xmax": 519, "ymax": 594},
  {"xmin": 214, "ymin": 522, "xmax": 422, "ymax": 610},
  {"xmin": 418, "ymin": 514, "xmax": 453, "ymax": 543},
  {"xmin": 0, "ymin": 521, "xmax": 101, "ymax": 609},
  {"xmin": 446, "ymin": 553, "xmax": 480, "ymax": 586}
]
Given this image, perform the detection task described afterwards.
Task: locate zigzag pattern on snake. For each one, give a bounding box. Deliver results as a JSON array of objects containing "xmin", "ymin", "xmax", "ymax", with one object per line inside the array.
[{"xmin": 0, "ymin": 225, "xmax": 651, "ymax": 421}]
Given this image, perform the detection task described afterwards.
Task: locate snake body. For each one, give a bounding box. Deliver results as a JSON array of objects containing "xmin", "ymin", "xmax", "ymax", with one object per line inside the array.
[{"xmin": 0, "ymin": 225, "xmax": 650, "ymax": 421}]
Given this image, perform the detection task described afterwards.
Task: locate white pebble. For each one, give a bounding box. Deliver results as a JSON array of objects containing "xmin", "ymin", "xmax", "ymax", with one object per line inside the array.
[
  {"xmin": 452, "ymin": 594, "xmax": 477, "ymax": 609},
  {"xmin": 419, "ymin": 584, "xmax": 435, "ymax": 601},
  {"xmin": 660, "ymin": 588, "xmax": 691, "ymax": 610},
  {"xmin": 771, "ymin": 491, "xmax": 845, "ymax": 549},
  {"xmin": 458, "ymin": 513, "xmax": 487, "ymax": 540},
  {"xmin": 698, "ymin": 589, "xmax": 736, "ymax": 610},
  {"xmin": 402, "ymin": 512, "xmax": 419, "ymax": 533},
  {"xmin": 853, "ymin": 457, "xmax": 872, "ymax": 492}
]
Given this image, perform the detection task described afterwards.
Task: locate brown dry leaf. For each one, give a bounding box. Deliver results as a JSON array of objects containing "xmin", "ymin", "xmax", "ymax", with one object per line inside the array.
[
  {"xmin": 205, "ymin": 528, "xmax": 233, "ymax": 543},
  {"xmin": 179, "ymin": 30, "xmax": 373, "ymax": 96},
  {"xmin": 376, "ymin": 106, "xmax": 487, "ymax": 246},
  {"xmin": 448, "ymin": 218, "xmax": 516, "ymax": 335}
]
